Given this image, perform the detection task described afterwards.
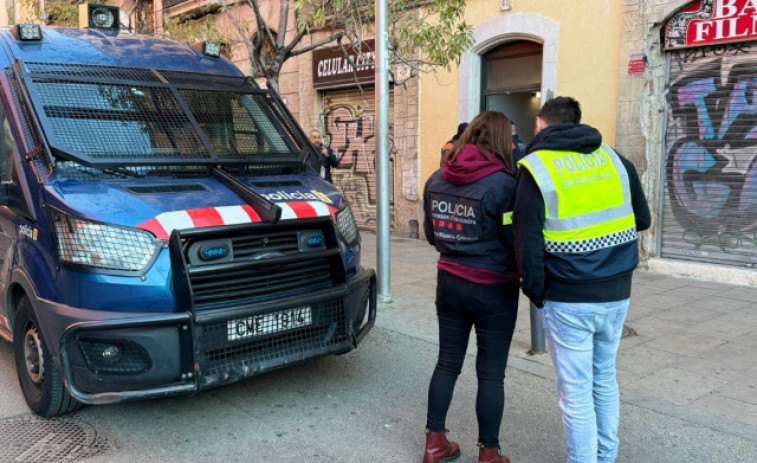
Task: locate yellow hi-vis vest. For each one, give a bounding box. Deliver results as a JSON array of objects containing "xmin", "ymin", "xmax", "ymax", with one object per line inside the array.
[{"xmin": 517, "ymin": 145, "xmax": 637, "ymax": 254}]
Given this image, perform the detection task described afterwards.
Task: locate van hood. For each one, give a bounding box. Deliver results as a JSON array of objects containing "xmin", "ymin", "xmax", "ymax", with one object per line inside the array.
[{"xmin": 44, "ymin": 173, "xmax": 343, "ymax": 240}]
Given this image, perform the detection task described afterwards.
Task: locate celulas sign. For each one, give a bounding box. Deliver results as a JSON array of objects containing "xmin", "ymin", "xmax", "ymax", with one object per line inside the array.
[
  {"xmin": 665, "ymin": 0, "xmax": 757, "ymax": 49},
  {"xmin": 312, "ymin": 40, "xmax": 375, "ymax": 89}
]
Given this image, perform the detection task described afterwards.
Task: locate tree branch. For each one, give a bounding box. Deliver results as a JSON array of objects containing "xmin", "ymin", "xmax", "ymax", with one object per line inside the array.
[
  {"xmin": 245, "ymin": 0, "xmax": 277, "ymax": 55},
  {"xmin": 227, "ymin": 4, "xmax": 268, "ymax": 79},
  {"xmin": 223, "ymin": 8, "xmax": 250, "ymax": 45},
  {"xmin": 283, "ymin": 29, "xmax": 306, "ymax": 56},
  {"xmin": 290, "ymin": 31, "xmax": 345, "ymax": 56},
  {"xmin": 277, "ymin": 0, "xmax": 289, "ymax": 49},
  {"xmin": 337, "ymin": 38, "xmax": 369, "ymax": 97},
  {"xmin": 244, "ymin": 0, "xmax": 266, "ymax": 59}
]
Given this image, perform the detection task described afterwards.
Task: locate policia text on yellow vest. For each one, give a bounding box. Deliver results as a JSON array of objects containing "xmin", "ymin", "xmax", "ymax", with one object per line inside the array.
[{"xmin": 553, "ymin": 152, "xmax": 613, "ymax": 187}]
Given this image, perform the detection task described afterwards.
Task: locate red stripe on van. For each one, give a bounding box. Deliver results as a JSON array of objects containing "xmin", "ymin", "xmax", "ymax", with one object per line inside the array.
[
  {"xmin": 138, "ymin": 217, "xmax": 169, "ymax": 240},
  {"xmin": 187, "ymin": 207, "xmax": 224, "ymax": 228},
  {"xmin": 287, "ymin": 201, "xmax": 318, "ymax": 218},
  {"xmin": 241, "ymin": 205, "xmax": 261, "ymax": 222}
]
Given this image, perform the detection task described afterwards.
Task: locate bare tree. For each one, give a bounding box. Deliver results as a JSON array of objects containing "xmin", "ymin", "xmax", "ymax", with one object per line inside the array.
[{"xmin": 165, "ymin": 0, "xmax": 472, "ymax": 92}]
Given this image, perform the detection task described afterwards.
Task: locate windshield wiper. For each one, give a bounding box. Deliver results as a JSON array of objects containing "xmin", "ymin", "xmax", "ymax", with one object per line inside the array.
[{"xmin": 211, "ymin": 166, "xmax": 281, "ymax": 223}]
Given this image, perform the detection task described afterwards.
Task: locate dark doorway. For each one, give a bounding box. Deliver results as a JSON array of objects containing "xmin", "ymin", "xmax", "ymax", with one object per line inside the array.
[{"xmin": 482, "ymin": 40, "xmax": 543, "ymax": 144}]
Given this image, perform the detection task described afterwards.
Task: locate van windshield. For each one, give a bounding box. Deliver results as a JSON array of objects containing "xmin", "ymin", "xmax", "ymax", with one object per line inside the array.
[{"xmin": 19, "ymin": 62, "xmax": 301, "ymax": 167}]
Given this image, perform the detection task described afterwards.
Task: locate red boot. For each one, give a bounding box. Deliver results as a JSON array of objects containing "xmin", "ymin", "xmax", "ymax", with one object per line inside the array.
[
  {"xmin": 422, "ymin": 430, "xmax": 460, "ymax": 463},
  {"xmin": 478, "ymin": 445, "xmax": 511, "ymax": 463}
]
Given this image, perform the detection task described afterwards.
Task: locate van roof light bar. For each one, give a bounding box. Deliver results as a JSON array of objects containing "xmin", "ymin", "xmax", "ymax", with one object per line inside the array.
[
  {"xmin": 202, "ymin": 42, "xmax": 221, "ymax": 58},
  {"xmin": 16, "ymin": 24, "xmax": 42, "ymax": 42},
  {"xmin": 79, "ymin": 4, "xmax": 120, "ymax": 30}
]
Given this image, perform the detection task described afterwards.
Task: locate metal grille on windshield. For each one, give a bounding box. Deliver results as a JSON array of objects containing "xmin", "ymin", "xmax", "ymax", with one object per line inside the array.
[{"xmin": 15, "ymin": 61, "xmax": 301, "ymax": 166}]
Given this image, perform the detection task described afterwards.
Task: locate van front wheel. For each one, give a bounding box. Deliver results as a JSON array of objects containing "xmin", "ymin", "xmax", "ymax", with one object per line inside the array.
[{"xmin": 12, "ymin": 296, "xmax": 81, "ymax": 417}]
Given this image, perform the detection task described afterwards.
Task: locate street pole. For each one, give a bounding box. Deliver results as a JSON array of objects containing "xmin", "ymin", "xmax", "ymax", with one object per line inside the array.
[
  {"xmin": 529, "ymin": 303, "xmax": 546, "ymax": 355},
  {"xmin": 375, "ymin": 0, "xmax": 392, "ymax": 303}
]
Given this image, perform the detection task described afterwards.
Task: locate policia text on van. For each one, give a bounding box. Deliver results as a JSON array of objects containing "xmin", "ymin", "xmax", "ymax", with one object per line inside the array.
[{"xmin": 0, "ymin": 21, "xmax": 375, "ymax": 417}]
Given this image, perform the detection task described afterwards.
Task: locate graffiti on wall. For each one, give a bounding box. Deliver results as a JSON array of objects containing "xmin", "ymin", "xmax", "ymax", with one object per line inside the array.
[
  {"xmin": 323, "ymin": 100, "xmax": 395, "ymax": 230},
  {"xmin": 666, "ymin": 44, "xmax": 757, "ymax": 257}
]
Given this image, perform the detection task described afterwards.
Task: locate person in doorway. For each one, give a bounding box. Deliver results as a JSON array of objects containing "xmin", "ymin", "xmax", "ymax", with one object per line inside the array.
[
  {"xmin": 511, "ymin": 121, "xmax": 526, "ymax": 166},
  {"xmin": 440, "ymin": 122, "xmax": 469, "ymax": 159},
  {"xmin": 423, "ymin": 111, "xmax": 519, "ymax": 463},
  {"xmin": 513, "ymin": 97, "xmax": 651, "ymax": 463},
  {"xmin": 308, "ymin": 129, "xmax": 340, "ymax": 184}
]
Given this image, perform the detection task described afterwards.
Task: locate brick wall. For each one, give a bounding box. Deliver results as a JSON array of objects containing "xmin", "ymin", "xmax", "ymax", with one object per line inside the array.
[{"xmin": 392, "ymin": 75, "xmax": 422, "ymax": 237}]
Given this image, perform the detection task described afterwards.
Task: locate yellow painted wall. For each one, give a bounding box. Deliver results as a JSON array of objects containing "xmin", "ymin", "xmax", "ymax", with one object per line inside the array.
[{"xmin": 419, "ymin": 0, "xmax": 623, "ymax": 185}]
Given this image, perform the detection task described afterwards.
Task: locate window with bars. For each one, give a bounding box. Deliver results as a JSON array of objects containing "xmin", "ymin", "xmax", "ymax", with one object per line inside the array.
[{"xmin": 16, "ymin": 61, "xmax": 302, "ymax": 167}]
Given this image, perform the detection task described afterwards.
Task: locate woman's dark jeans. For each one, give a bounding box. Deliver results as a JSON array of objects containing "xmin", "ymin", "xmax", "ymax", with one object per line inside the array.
[{"xmin": 426, "ymin": 270, "xmax": 519, "ymax": 448}]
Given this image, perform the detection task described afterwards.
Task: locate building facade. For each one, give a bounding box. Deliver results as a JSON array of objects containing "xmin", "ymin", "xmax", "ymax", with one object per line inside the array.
[
  {"xmin": 8, "ymin": 0, "xmax": 753, "ymax": 282},
  {"xmin": 420, "ymin": 0, "xmax": 623, "ymax": 191},
  {"xmin": 156, "ymin": 0, "xmax": 625, "ymax": 240},
  {"xmin": 618, "ymin": 0, "xmax": 757, "ymax": 283}
]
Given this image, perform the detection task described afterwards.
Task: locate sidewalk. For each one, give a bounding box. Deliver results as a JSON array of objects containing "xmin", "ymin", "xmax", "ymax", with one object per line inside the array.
[{"xmin": 361, "ymin": 233, "xmax": 757, "ymax": 442}]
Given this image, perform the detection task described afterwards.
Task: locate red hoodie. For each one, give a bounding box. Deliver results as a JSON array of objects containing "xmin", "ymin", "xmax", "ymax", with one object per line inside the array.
[
  {"xmin": 437, "ymin": 144, "xmax": 517, "ymax": 285},
  {"xmin": 442, "ymin": 144, "xmax": 508, "ymax": 185}
]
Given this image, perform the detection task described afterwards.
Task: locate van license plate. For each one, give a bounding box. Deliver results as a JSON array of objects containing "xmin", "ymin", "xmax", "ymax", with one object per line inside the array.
[{"xmin": 227, "ymin": 306, "xmax": 312, "ymax": 341}]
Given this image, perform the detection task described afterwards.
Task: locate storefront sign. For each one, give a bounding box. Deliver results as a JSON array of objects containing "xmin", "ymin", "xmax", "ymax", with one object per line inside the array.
[
  {"xmin": 627, "ymin": 49, "xmax": 646, "ymax": 75},
  {"xmin": 665, "ymin": 0, "xmax": 757, "ymax": 50},
  {"xmin": 312, "ymin": 40, "xmax": 376, "ymax": 89}
]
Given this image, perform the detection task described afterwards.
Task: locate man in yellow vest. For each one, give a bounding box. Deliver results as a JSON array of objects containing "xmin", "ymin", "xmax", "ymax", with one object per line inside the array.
[{"xmin": 513, "ymin": 97, "xmax": 651, "ymax": 463}]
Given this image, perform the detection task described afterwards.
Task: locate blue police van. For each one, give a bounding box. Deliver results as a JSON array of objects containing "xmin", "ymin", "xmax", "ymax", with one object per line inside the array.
[{"xmin": 0, "ymin": 19, "xmax": 375, "ymax": 417}]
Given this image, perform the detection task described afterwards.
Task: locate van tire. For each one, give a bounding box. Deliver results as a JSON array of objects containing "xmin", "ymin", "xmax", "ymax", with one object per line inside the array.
[{"xmin": 13, "ymin": 296, "xmax": 82, "ymax": 417}]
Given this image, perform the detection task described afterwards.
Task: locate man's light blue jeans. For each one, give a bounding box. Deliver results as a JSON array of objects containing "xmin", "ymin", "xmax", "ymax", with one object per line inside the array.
[{"xmin": 541, "ymin": 299, "xmax": 629, "ymax": 463}]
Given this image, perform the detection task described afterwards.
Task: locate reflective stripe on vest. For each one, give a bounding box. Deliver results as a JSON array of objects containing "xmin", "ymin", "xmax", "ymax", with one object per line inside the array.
[{"xmin": 518, "ymin": 145, "xmax": 637, "ymax": 253}]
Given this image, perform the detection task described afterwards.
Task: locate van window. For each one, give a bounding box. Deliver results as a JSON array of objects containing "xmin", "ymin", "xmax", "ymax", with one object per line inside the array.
[
  {"xmin": 0, "ymin": 101, "xmax": 28, "ymax": 216},
  {"xmin": 0, "ymin": 104, "xmax": 16, "ymax": 183},
  {"xmin": 23, "ymin": 65, "xmax": 298, "ymax": 165}
]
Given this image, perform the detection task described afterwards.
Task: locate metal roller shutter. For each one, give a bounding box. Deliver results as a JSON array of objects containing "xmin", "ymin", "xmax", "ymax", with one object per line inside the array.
[
  {"xmin": 321, "ymin": 87, "xmax": 395, "ymax": 231},
  {"xmin": 663, "ymin": 46, "xmax": 757, "ymax": 267}
]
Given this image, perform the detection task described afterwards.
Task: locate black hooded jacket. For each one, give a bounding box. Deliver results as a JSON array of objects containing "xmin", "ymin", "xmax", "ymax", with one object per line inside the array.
[
  {"xmin": 424, "ymin": 144, "xmax": 518, "ymax": 280},
  {"xmin": 513, "ymin": 124, "xmax": 651, "ymax": 307}
]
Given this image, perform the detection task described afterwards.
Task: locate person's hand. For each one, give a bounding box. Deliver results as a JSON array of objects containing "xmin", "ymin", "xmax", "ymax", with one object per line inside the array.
[{"xmin": 321, "ymin": 146, "xmax": 327, "ymax": 156}]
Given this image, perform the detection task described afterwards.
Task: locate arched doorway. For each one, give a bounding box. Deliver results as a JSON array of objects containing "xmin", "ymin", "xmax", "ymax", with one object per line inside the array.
[
  {"xmin": 482, "ymin": 40, "xmax": 543, "ymax": 144},
  {"xmin": 457, "ymin": 13, "xmax": 558, "ymax": 125}
]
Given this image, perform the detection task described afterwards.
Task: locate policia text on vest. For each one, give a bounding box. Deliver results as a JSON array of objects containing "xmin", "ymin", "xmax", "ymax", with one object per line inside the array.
[
  {"xmin": 429, "ymin": 197, "xmax": 480, "ymax": 243},
  {"xmin": 551, "ymin": 152, "xmax": 612, "ymax": 188}
]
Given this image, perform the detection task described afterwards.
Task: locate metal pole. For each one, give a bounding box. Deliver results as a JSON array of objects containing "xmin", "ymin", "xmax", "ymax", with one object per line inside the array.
[
  {"xmin": 529, "ymin": 302, "xmax": 546, "ymax": 355},
  {"xmin": 375, "ymin": 0, "xmax": 392, "ymax": 302}
]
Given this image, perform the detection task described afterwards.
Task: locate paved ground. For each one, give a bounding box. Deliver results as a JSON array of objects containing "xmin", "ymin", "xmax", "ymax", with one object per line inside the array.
[
  {"xmin": 362, "ymin": 234, "xmax": 757, "ymax": 442},
  {"xmin": 0, "ymin": 233, "xmax": 754, "ymax": 462}
]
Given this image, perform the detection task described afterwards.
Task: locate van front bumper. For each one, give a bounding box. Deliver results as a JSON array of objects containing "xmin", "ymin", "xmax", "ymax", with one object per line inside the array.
[{"xmin": 53, "ymin": 269, "xmax": 375, "ymax": 405}]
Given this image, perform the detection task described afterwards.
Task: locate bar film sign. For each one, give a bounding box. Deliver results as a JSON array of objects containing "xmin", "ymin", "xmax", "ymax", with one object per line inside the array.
[
  {"xmin": 312, "ymin": 40, "xmax": 375, "ymax": 89},
  {"xmin": 665, "ymin": 0, "xmax": 757, "ymax": 50}
]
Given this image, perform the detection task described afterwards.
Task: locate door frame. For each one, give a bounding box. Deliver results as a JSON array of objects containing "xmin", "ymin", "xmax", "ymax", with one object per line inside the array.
[{"xmin": 458, "ymin": 13, "xmax": 558, "ymax": 123}]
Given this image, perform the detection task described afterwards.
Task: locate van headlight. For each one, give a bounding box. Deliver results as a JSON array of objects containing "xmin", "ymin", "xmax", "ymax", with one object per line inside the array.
[
  {"xmin": 50, "ymin": 208, "xmax": 160, "ymax": 274},
  {"xmin": 335, "ymin": 204, "xmax": 360, "ymax": 247}
]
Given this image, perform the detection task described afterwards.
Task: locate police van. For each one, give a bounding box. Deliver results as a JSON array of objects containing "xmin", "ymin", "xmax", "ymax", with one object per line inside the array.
[{"xmin": 0, "ymin": 16, "xmax": 375, "ymax": 417}]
